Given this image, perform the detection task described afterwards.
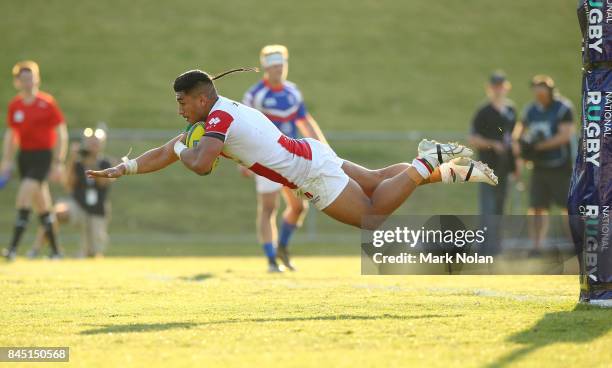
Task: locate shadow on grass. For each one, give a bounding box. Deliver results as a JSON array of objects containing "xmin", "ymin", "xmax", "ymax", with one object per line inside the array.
[
  {"xmin": 80, "ymin": 313, "xmax": 461, "ymax": 335},
  {"xmin": 178, "ymin": 273, "xmax": 214, "ymax": 282},
  {"xmin": 80, "ymin": 322, "xmax": 196, "ymax": 335},
  {"xmin": 486, "ymin": 303, "xmax": 612, "ymax": 368}
]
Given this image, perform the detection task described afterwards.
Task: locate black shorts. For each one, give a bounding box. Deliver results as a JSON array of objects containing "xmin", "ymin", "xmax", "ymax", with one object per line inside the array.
[
  {"xmin": 529, "ymin": 164, "xmax": 572, "ymax": 209},
  {"xmin": 18, "ymin": 150, "xmax": 52, "ymax": 182}
]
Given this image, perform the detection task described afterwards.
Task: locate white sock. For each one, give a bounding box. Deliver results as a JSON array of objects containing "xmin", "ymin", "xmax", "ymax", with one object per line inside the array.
[
  {"xmin": 439, "ymin": 163, "xmax": 455, "ymax": 183},
  {"xmin": 412, "ymin": 158, "xmax": 434, "ymax": 179}
]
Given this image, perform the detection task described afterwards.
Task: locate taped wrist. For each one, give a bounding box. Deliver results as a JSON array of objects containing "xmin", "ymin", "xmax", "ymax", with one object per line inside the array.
[
  {"xmin": 174, "ymin": 140, "xmax": 188, "ymax": 159},
  {"xmin": 123, "ymin": 159, "xmax": 138, "ymax": 175}
]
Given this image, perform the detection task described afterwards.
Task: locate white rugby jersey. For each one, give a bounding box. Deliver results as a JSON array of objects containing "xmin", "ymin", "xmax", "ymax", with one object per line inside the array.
[{"xmin": 203, "ymin": 96, "xmax": 313, "ymax": 188}]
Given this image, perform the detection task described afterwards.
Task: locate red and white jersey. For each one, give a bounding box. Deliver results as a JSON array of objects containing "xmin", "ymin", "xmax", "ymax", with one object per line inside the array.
[{"xmin": 203, "ymin": 96, "xmax": 313, "ymax": 189}]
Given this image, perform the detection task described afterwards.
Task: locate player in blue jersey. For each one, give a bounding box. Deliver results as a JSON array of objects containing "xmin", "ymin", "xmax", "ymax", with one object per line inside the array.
[{"xmin": 241, "ymin": 45, "xmax": 327, "ymax": 272}]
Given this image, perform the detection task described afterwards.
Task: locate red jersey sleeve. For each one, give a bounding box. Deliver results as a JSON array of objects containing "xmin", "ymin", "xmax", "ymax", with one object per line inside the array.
[
  {"xmin": 48, "ymin": 98, "xmax": 65, "ymax": 127},
  {"xmin": 204, "ymin": 110, "xmax": 234, "ymax": 141}
]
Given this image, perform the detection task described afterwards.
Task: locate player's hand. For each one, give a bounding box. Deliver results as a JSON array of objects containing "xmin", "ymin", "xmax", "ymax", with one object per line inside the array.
[
  {"xmin": 0, "ymin": 160, "xmax": 12, "ymax": 176},
  {"xmin": 0, "ymin": 161, "xmax": 11, "ymax": 189},
  {"xmin": 87, "ymin": 164, "xmax": 126, "ymax": 179},
  {"xmin": 492, "ymin": 141, "xmax": 505, "ymax": 155},
  {"xmin": 238, "ymin": 165, "xmax": 252, "ymax": 178},
  {"xmin": 49, "ymin": 163, "xmax": 65, "ymax": 183}
]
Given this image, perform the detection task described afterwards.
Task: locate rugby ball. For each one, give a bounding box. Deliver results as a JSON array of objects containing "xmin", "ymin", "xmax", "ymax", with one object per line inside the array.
[
  {"xmin": 185, "ymin": 122, "xmax": 206, "ymax": 148},
  {"xmin": 185, "ymin": 122, "xmax": 220, "ymax": 173}
]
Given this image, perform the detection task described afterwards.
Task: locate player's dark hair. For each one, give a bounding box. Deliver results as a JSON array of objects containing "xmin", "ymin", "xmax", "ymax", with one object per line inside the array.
[{"xmin": 173, "ymin": 67, "xmax": 258, "ymax": 96}]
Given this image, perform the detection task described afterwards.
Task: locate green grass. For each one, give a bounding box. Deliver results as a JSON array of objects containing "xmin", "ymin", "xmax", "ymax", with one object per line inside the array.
[
  {"xmin": 0, "ymin": 0, "xmax": 580, "ymax": 131},
  {"xmin": 0, "ymin": 0, "xmax": 579, "ymax": 236},
  {"xmin": 0, "ymin": 256, "xmax": 610, "ymax": 368}
]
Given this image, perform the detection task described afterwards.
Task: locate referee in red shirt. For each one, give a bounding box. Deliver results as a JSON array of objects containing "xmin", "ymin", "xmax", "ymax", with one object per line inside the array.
[{"xmin": 1, "ymin": 61, "xmax": 67, "ymax": 260}]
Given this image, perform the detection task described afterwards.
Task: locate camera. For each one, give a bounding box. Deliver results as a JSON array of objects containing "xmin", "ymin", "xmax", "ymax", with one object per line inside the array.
[
  {"xmin": 519, "ymin": 130, "xmax": 546, "ymax": 160},
  {"xmin": 79, "ymin": 147, "xmax": 91, "ymax": 157}
]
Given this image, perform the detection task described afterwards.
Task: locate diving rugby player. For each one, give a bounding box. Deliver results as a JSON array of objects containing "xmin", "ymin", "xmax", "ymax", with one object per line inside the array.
[{"xmin": 87, "ymin": 69, "xmax": 498, "ymax": 230}]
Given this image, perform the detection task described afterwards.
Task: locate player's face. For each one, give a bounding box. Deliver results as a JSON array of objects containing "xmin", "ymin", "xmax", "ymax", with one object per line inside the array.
[
  {"xmin": 488, "ymin": 83, "xmax": 508, "ymax": 100},
  {"xmin": 533, "ymin": 86, "xmax": 552, "ymax": 106},
  {"xmin": 265, "ymin": 64, "xmax": 287, "ymax": 85},
  {"xmin": 176, "ymin": 92, "xmax": 207, "ymax": 124},
  {"xmin": 15, "ymin": 70, "xmax": 37, "ymax": 93}
]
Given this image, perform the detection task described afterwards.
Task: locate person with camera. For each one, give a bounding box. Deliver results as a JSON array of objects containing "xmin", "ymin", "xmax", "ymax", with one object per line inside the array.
[
  {"xmin": 469, "ymin": 72, "xmax": 517, "ymax": 214},
  {"xmin": 468, "ymin": 72, "xmax": 518, "ymax": 255},
  {"xmin": 513, "ymin": 75, "xmax": 575, "ymax": 256},
  {"xmin": 29, "ymin": 126, "xmax": 115, "ymax": 258}
]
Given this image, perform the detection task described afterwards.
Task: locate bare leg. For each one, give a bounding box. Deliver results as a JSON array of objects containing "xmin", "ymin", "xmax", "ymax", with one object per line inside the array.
[
  {"xmin": 341, "ymin": 160, "xmax": 440, "ymax": 197},
  {"xmin": 528, "ymin": 207, "xmax": 549, "ymax": 252},
  {"xmin": 322, "ymin": 140, "xmax": 486, "ymax": 229},
  {"xmin": 30, "ymin": 200, "xmax": 64, "ymax": 254},
  {"xmin": 278, "ymin": 188, "xmax": 306, "ymax": 269},
  {"xmin": 15, "ymin": 178, "xmax": 39, "ymax": 209},
  {"xmin": 30, "ymin": 227, "xmax": 46, "ymax": 253},
  {"xmin": 323, "ymin": 165, "xmax": 432, "ymax": 229},
  {"xmin": 280, "ymin": 187, "xmax": 308, "ymax": 226},
  {"xmin": 257, "ymin": 192, "xmax": 280, "ymax": 245},
  {"xmin": 36, "ymin": 182, "xmax": 61, "ymax": 255},
  {"xmin": 30, "ymin": 187, "xmax": 47, "ymax": 254}
]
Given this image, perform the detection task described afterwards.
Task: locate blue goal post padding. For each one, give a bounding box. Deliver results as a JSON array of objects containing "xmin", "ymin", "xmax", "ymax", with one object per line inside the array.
[{"xmin": 568, "ymin": 69, "xmax": 612, "ymax": 302}]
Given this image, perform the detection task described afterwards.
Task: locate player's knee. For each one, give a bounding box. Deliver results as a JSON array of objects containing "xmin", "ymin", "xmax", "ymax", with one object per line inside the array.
[
  {"xmin": 372, "ymin": 169, "xmax": 387, "ymax": 180},
  {"xmin": 259, "ymin": 202, "xmax": 277, "ymax": 218},
  {"xmin": 17, "ymin": 181, "xmax": 36, "ymax": 198},
  {"xmin": 361, "ymin": 169, "xmax": 385, "ymax": 195},
  {"xmin": 291, "ymin": 200, "xmax": 308, "ymax": 216}
]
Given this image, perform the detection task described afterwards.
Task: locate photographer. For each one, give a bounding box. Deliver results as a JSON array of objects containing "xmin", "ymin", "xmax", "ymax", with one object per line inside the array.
[
  {"xmin": 469, "ymin": 72, "xmax": 517, "ymax": 215},
  {"xmin": 513, "ymin": 75, "xmax": 575, "ymax": 256},
  {"xmin": 468, "ymin": 72, "xmax": 518, "ymax": 255},
  {"xmin": 29, "ymin": 126, "xmax": 114, "ymax": 258}
]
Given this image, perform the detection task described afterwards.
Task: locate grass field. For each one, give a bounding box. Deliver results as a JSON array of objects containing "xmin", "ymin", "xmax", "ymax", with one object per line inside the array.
[
  {"xmin": 1, "ymin": 255, "xmax": 610, "ymax": 368},
  {"xmin": 0, "ymin": 1, "xmax": 581, "ymax": 131}
]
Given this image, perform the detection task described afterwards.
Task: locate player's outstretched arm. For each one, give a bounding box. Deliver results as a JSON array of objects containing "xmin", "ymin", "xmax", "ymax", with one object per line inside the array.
[
  {"xmin": 175, "ymin": 136, "xmax": 224, "ymax": 176},
  {"xmin": 86, "ymin": 135, "xmax": 182, "ymax": 179}
]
